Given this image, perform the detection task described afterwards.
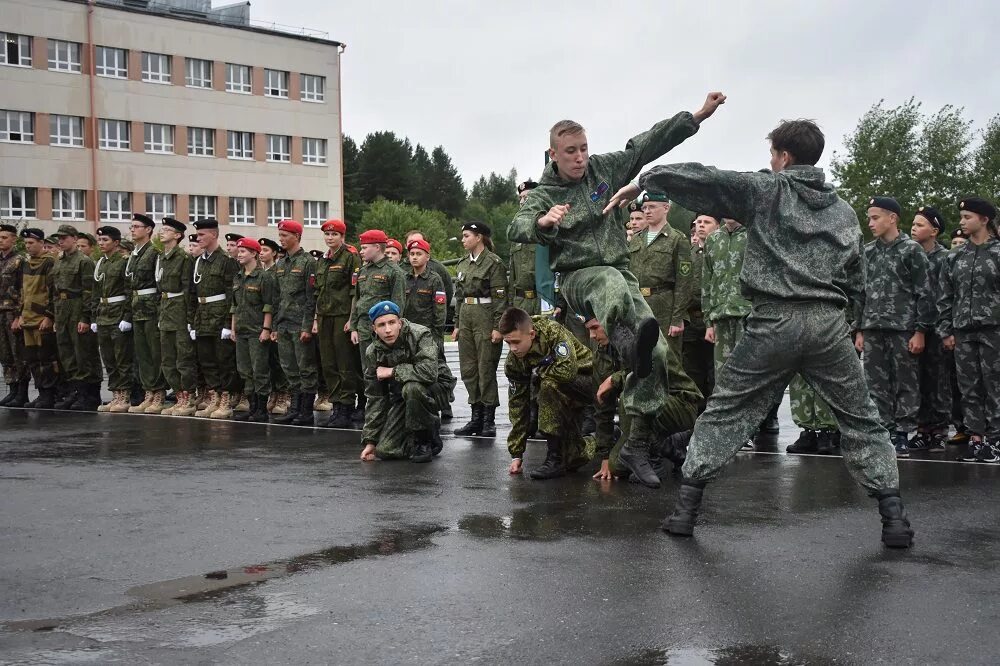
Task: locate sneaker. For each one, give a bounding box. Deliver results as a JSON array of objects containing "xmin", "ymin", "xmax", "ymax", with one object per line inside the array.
[
  {"xmin": 740, "ymin": 439, "xmax": 755, "ymax": 451},
  {"xmin": 959, "ymin": 441, "xmax": 984, "ymax": 462},
  {"xmin": 892, "ymin": 431, "xmax": 910, "ymax": 459},
  {"xmin": 907, "ymin": 432, "xmax": 930, "ymax": 451},
  {"xmin": 926, "ymin": 433, "xmax": 946, "ymax": 452},
  {"xmin": 976, "ymin": 440, "xmax": 1000, "ymax": 463}
]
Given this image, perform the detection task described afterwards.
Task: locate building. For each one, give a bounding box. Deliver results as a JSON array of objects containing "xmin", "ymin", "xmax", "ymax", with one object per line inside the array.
[{"xmin": 0, "ymin": 0, "xmax": 344, "ymax": 246}]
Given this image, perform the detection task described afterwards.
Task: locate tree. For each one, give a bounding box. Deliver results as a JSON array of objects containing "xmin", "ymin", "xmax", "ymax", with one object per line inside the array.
[
  {"xmin": 358, "ymin": 199, "xmax": 462, "ymax": 261},
  {"xmin": 916, "ymin": 105, "xmax": 974, "ymax": 219},
  {"xmin": 409, "ymin": 144, "xmax": 433, "ymax": 208},
  {"xmin": 422, "ymin": 146, "xmax": 467, "ymax": 218},
  {"xmin": 357, "ymin": 131, "xmax": 415, "ymax": 204},
  {"xmin": 341, "ymin": 135, "xmax": 367, "ymax": 226},
  {"xmin": 469, "ymin": 169, "xmax": 518, "ymax": 208},
  {"xmin": 463, "ymin": 200, "xmax": 519, "ymax": 262},
  {"xmin": 972, "ymin": 114, "xmax": 1000, "ymax": 202}
]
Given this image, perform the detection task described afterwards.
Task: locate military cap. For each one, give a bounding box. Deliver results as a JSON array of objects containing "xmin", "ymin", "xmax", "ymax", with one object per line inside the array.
[
  {"xmin": 368, "ymin": 300, "xmax": 400, "ymax": 322},
  {"xmin": 309, "ymin": 249, "xmax": 324, "ymax": 259},
  {"xmin": 78, "ymin": 232, "xmax": 97, "ymax": 246},
  {"xmin": 259, "ymin": 238, "xmax": 280, "ymax": 253},
  {"xmin": 188, "ymin": 233, "xmax": 199, "ymax": 243},
  {"xmin": 236, "ymin": 237, "xmax": 261, "ymax": 254},
  {"xmin": 868, "ymin": 196, "xmax": 901, "ymax": 216},
  {"xmin": 53, "ymin": 223, "xmax": 80, "ymax": 238},
  {"xmin": 958, "ymin": 196, "xmax": 997, "ymax": 221},
  {"xmin": 462, "ymin": 221, "xmax": 491, "ymax": 237},
  {"xmin": 20, "ymin": 228, "xmax": 45, "ymax": 241},
  {"xmin": 132, "ymin": 213, "xmax": 155, "ymax": 227},
  {"xmin": 386, "ymin": 238, "xmax": 403, "ymax": 253},
  {"xmin": 359, "ymin": 229, "xmax": 388, "ymax": 244},
  {"xmin": 641, "ymin": 192, "xmax": 670, "ymax": 204},
  {"xmin": 321, "ymin": 219, "xmax": 346, "ymax": 234},
  {"xmin": 44, "ymin": 235, "xmax": 60, "ymax": 245},
  {"xmin": 277, "ymin": 220, "xmax": 303, "ymax": 235},
  {"xmin": 0, "ymin": 224, "xmax": 17, "ymax": 234},
  {"xmin": 628, "ymin": 201, "xmax": 642, "ymax": 213},
  {"xmin": 192, "ymin": 218, "xmax": 219, "ymax": 230},
  {"xmin": 915, "ymin": 205, "xmax": 945, "ymax": 233},
  {"xmin": 96, "ymin": 225, "xmax": 122, "ymax": 241},
  {"xmin": 120, "ymin": 239, "xmax": 134, "ymax": 252},
  {"xmin": 407, "ymin": 238, "xmax": 431, "ymax": 254},
  {"xmin": 224, "ymin": 232, "xmax": 244, "ymax": 243},
  {"xmin": 162, "ymin": 217, "xmax": 186, "ymax": 233},
  {"xmin": 517, "ymin": 179, "xmax": 539, "ymax": 194}
]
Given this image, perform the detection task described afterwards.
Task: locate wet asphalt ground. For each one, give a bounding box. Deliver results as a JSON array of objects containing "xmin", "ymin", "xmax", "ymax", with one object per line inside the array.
[{"xmin": 1, "ymin": 347, "xmax": 998, "ymax": 665}]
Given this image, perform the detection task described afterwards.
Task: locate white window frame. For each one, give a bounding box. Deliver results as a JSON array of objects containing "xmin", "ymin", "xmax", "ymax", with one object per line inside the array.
[
  {"xmin": 47, "ymin": 39, "xmax": 81, "ymax": 73},
  {"xmin": 300, "ymin": 74, "xmax": 325, "ymax": 103},
  {"xmin": 95, "ymin": 46, "xmax": 127, "ymax": 78},
  {"xmin": 99, "ymin": 119, "xmax": 130, "ymax": 150},
  {"xmin": 267, "ymin": 199, "xmax": 292, "ymax": 226},
  {"xmin": 50, "ymin": 115, "xmax": 84, "ymax": 148},
  {"xmin": 100, "ymin": 191, "xmax": 131, "ymax": 221},
  {"xmin": 185, "ymin": 57, "xmax": 212, "ymax": 88},
  {"xmin": 229, "ymin": 197, "xmax": 255, "ymax": 226},
  {"xmin": 1, "ymin": 110, "xmax": 34, "ymax": 143},
  {"xmin": 227, "ymin": 130, "xmax": 254, "ymax": 160},
  {"xmin": 187, "ymin": 127, "xmax": 215, "ymax": 157},
  {"xmin": 264, "ymin": 69, "xmax": 288, "ymax": 98},
  {"xmin": 144, "ymin": 123, "xmax": 174, "ymax": 154},
  {"xmin": 145, "ymin": 193, "xmax": 176, "ymax": 221},
  {"xmin": 303, "ymin": 201, "xmax": 327, "ymax": 228},
  {"xmin": 225, "ymin": 63, "xmax": 251, "ymax": 94},
  {"xmin": 189, "ymin": 195, "xmax": 217, "ymax": 221},
  {"xmin": 141, "ymin": 52, "xmax": 171, "ymax": 84},
  {"xmin": 1, "ymin": 33, "xmax": 32, "ymax": 67},
  {"xmin": 0, "ymin": 187, "xmax": 37, "ymax": 218},
  {"xmin": 302, "ymin": 137, "xmax": 327, "ymax": 166},
  {"xmin": 52, "ymin": 189, "xmax": 86, "ymax": 220},
  {"xmin": 266, "ymin": 134, "xmax": 290, "ymax": 163}
]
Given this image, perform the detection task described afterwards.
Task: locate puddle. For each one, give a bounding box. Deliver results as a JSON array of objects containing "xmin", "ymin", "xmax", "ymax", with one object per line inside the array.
[{"xmin": 607, "ymin": 644, "xmax": 843, "ymax": 665}]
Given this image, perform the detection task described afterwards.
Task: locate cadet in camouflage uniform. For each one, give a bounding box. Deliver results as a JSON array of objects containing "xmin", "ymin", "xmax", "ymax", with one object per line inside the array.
[
  {"xmin": 50, "ymin": 224, "xmax": 102, "ymax": 410},
  {"xmin": 0, "ymin": 224, "xmax": 27, "ymax": 407},
  {"xmin": 500, "ymin": 309, "xmax": 595, "ymax": 479},
  {"xmin": 616, "ymin": 117, "xmax": 913, "ymax": 548},
  {"xmin": 510, "ymin": 93, "xmax": 725, "ymax": 486},
  {"xmin": 402, "ymin": 238, "xmax": 447, "ymax": 346},
  {"xmin": 939, "ymin": 197, "xmax": 1000, "ymax": 462},
  {"xmin": 786, "ymin": 375, "xmax": 840, "ymax": 454},
  {"xmin": 360, "ymin": 301, "xmax": 455, "ymax": 463},
  {"xmin": 259, "ymin": 237, "xmax": 291, "ymax": 416},
  {"xmin": 404, "ymin": 230, "xmax": 454, "ymax": 332},
  {"xmin": 271, "ymin": 220, "xmax": 318, "ymax": 426},
  {"xmin": 856, "ymin": 196, "xmax": 934, "ymax": 457},
  {"xmin": 682, "ymin": 214, "xmax": 718, "ymax": 406},
  {"xmin": 630, "ymin": 191, "xmax": 693, "ymax": 357},
  {"xmin": 126, "ymin": 214, "xmax": 168, "ymax": 414},
  {"xmin": 93, "ymin": 226, "xmax": 134, "ymax": 413},
  {"xmin": 13, "ymin": 229, "xmax": 58, "ymax": 408},
  {"xmin": 452, "ymin": 222, "xmax": 508, "ymax": 438},
  {"xmin": 155, "ymin": 218, "xmax": 198, "ymax": 416},
  {"xmin": 229, "ymin": 238, "xmax": 275, "ymax": 423},
  {"xmin": 702, "ymin": 219, "xmax": 751, "ymax": 376},
  {"xmin": 509, "ymin": 180, "xmax": 542, "ymax": 316}
]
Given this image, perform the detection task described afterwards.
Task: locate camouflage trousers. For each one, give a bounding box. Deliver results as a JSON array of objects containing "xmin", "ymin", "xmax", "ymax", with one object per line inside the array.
[
  {"xmin": 133, "ymin": 318, "xmax": 167, "ymax": 392},
  {"xmin": 953, "ymin": 327, "xmax": 1000, "ymax": 438},
  {"xmin": 317, "ymin": 314, "xmax": 362, "ymax": 406},
  {"xmin": 917, "ymin": 332, "xmax": 952, "ymax": 430},
  {"xmin": 235, "ymin": 334, "xmax": 272, "ymax": 396},
  {"xmin": 789, "ymin": 374, "xmax": 837, "ymax": 431},
  {"xmin": 684, "ymin": 302, "xmax": 898, "ymax": 493},
  {"xmin": 682, "ymin": 322, "xmax": 714, "ymax": 408},
  {"xmin": 22, "ymin": 327, "xmax": 58, "ymax": 390},
  {"xmin": 55, "ymin": 314, "xmax": 101, "ymax": 383},
  {"xmin": 609, "ymin": 382, "xmax": 699, "ymax": 476},
  {"xmin": 276, "ymin": 329, "xmax": 318, "ymax": 394},
  {"xmin": 712, "ymin": 316, "xmax": 745, "ymax": 378},
  {"xmin": 159, "ymin": 328, "xmax": 197, "ymax": 392},
  {"xmin": 374, "ymin": 380, "xmax": 450, "ymax": 460},
  {"xmin": 97, "ymin": 324, "xmax": 133, "ymax": 391},
  {"xmin": 537, "ymin": 375, "xmax": 594, "ymax": 469},
  {"xmin": 862, "ymin": 329, "xmax": 920, "ymax": 433},
  {"xmin": 0, "ymin": 310, "xmax": 25, "ymax": 385}
]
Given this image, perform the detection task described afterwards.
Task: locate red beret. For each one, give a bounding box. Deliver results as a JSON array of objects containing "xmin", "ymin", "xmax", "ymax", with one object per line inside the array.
[
  {"xmin": 236, "ymin": 237, "xmax": 261, "ymax": 254},
  {"xmin": 358, "ymin": 229, "xmax": 388, "ymax": 244},
  {"xmin": 407, "ymin": 238, "xmax": 431, "ymax": 254},
  {"xmin": 321, "ymin": 219, "xmax": 346, "ymax": 234},
  {"xmin": 277, "ymin": 219, "xmax": 303, "ymax": 235},
  {"xmin": 386, "ymin": 238, "xmax": 403, "ymax": 253}
]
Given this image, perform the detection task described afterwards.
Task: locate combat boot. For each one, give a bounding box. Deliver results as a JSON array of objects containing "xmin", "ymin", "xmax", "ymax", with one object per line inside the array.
[
  {"xmin": 440, "ymin": 402, "xmax": 453, "ymax": 422},
  {"xmin": 210, "ymin": 392, "xmax": 234, "ymax": 419},
  {"xmin": 581, "ymin": 405, "xmax": 596, "ymax": 435},
  {"xmin": 529, "ymin": 435, "xmax": 566, "ymax": 480},
  {"xmin": 272, "ymin": 392, "xmax": 300, "ymax": 424},
  {"xmin": 71, "ymin": 383, "xmax": 102, "ymax": 411},
  {"xmin": 54, "ymin": 381, "xmax": 79, "ymax": 410},
  {"xmin": 454, "ymin": 403, "xmax": 484, "ymax": 436},
  {"xmin": 480, "ymin": 405, "xmax": 497, "ymax": 437},
  {"xmin": 760, "ymin": 404, "xmax": 780, "ymax": 434},
  {"xmin": 195, "ymin": 387, "xmax": 210, "ymax": 411},
  {"xmin": 271, "ymin": 392, "xmax": 290, "ymax": 416},
  {"xmin": 662, "ymin": 481, "xmax": 706, "ymax": 536},
  {"xmin": 7, "ymin": 379, "xmax": 29, "ymax": 408},
  {"xmin": 657, "ymin": 429, "xmax": 692, "ymax": 468},
  {"xmin": 619, "ymin": 436, "xmax": 661, "ymax": 488},
  {"xmin": 314, "ymin": 393, "xmax": 332, "ymax": 411},
  {"xmin": 129, "ymin": 390, "xmax": 153, "ymax": 414},
  {"xmin": 144, "ymin": 390, "xmax": 166, "ymax": 414},
  {"xmin": 33, "ymin": 387, "xmax": 57, "ymax": 409},
  {"xmin": 350, "ymin": 395, "xmax": 366, "ymax": 430},
  {"xmin": 430, "ymin": 417, "xmax": 444, "ymax": 456},
  {"xmin": 816, "ymin": 430, "xmax": 838, "ymax": 455},
  {"xmin": 292, "ymin": 393, "xmax": 316, "ymax": 426},
  {"xmin": 608, "ymin": 317, "xmax": 660, "ymax": 379},
  {"xmin": 232, "ymin": 393, "xmax": 250, "ymax": 413},
  {"xmin": 232, "ymin": 394, "xmax": 254, "ymax": 422},
  {"xmin": 786, "ymin": 429, "xmax": 819, "ymax": 454},
  {"xmin": 409, "ymin": 430, "xmax": 433, "ymax": 463},
  {"xmin": 0, "ymin": 383, "xmax": 17, "ymax": 407},
  {"xmin": 892, "ymin": 431, "xmax": 910, "ymax": 458},
  {"xmin": 876, "ymin": 489, "xmax": 914, "ymax": 548},
  {"xmin": 109, "ymin": 389, "xmax": 131, "ymax": 413},
  {"xmin": 250, "ymin": 394, "xmax": 271, "ymax": 423},
  {"xmin": 194, "ymin": 390, "xmax": 219, "ymax": 418},
  {"xmin": 174, "ymin": 391, "xmax": 198, "ymax": 416},
  {"xmin": 325, "ymin": 404, "xmax": 353, "ymax": 429}
]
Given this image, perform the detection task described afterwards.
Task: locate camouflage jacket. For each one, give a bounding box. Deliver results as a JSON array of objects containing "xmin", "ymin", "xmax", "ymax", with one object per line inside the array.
[
  {"xmin": 352, "ymin": 256, "xmax": 407, "ymax": 333},
  {"xmin": 231, "ymin": 265, "xmax": 277, "ymax": 332},
  {"xmin": 629, "ymin": 225, "xmax": 692, "ymax": 328},
  {"xmin": 687, "ymin": 246, "xmax": 705, "ymax": 327},
  {"xmin": 20, "ymin": 255, "xmax": 55, "ymax": 326},
  {"xmin": 505, "ymin": 316, "xmax": 593, "ymax": 458},
  {"xmin": 858, "ymin": 233, "xmax": 934, "ymax": 332},
  {"xmin": 426, "ymin": 258, "xmax": 454, "ymax": 312},
  {"xmin": 190, "ymin": 248, "xmax": 239, "ymax": 333},
  {"xmin": 126, "ymin": 241, "xmax": 161, "ymax": 322},
  {"xmin": 923, "ymin": 242, "xmax": 950, "ymax": 331},
  {"xmin": 508, "ymin": 242, "xmax": 537, "ymax": 295},
  {"xmin": 402, "ymin": 269, "xmax": 446, "ymax": 334},
  {"xmin": 314, "ymin": 245, "xmax": 359, "ymax": 318},
  {"xmin": 0, "ymin": 249, "xmax": 23, "ymax": 312},
  {"xmin": 93, "ymin": 252, "xmax": 131, "ymax": 326},
  {"xmin": 702, "ymin": 224, "xmax": 752, "ymax": 325},
  {"xmin": 156, "ymin": 246, "xmax": 193, "ymax": 332},
  {"xmin": 51, "ymin": 248, "xmax": 95, "ymax": 325},
  {"xmin": 509, "ymin": 112, "xmax": 700, "ymax": 273},
  {"xmin": 273, "ymin": 248, "xmax": 317, "ymax": 333},
  {"xmin": 938, "ymin": 237, "xmax": 1000, "ymax": 335}
]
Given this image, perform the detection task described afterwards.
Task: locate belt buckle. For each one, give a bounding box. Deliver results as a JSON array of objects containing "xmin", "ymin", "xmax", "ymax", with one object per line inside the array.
[
  {"xmin": 640, "ymin": 287, "xmax": 651, "ymax": 297},
  {"xmin": 525, "ymin": 290, "xmax": 535, "ymax": 298},
  {"xmin": 60, "ymin": 293, "xmax": 68, "ymax": 300},
  {"xmin": 465, "ymin": 297, "xmax": 475, "ymax": 304}
]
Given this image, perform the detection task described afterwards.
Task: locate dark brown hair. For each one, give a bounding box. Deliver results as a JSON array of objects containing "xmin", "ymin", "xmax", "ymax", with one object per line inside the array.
[
  {"xmin": 498, "ymin": 307, "xmax": 533, "ymax": 335},
  {"xmin": 766, "ymin": 119, "xmax": 824, "ymax": 166}
]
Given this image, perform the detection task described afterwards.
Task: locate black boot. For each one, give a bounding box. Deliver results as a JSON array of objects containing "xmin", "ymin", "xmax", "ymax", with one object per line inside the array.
[
  {"xmin": 350, "ymin": 395, "xmax": 366, "ymax": 430},
  {"xmin": 440, "ymin": 403, "xmax": 453, "ymax": 422},
  {"xmin": 430, "ymin": 417, "xmax": 444, "ymax": 456},
  {"xmin": 409, "ymin": 430, "xmax": 433, "ymax": 463},
  {"xmin": 760, "ymin": 404, "xmax": 780, "ymax": 434},
  {"xmin": 581, "ymin": 405, "xmax": 596, "ymax": 435},
  {"xmin": 272, "ymin": 392, "xmax": 300, "ymax": 424},
  {"xmin": 71, "ymin": 383, "xmax": 102, "ymax": 411},
  {"xmin": 530, "ymin": 435, "xmax": 566, "ymax": 480},
  {"xmin": 232, "ymin": 394, "xmax": 254, "ymax": 421},
  {"xmin": 454, "ymin": 403, "xmax": 483, "ymax": 436},
  {"xmin": 292, "ymin": 393, "xmax": 316, "ymax": 426},
  {"xmin": 7, "ymin": 379, "xmax": 29, "ymax": 408},
  {"xmin": 662, "ymin": 481, "xmax": 706, "ymax": 536},
  {"xmin": 527, "ymin": 399, "xmax": 539, "ymax": 438},
  {"xmin": 609, "ymin": 317, "xmax": 660, "ymax": 379},
  {"xmin": 0, "ymin": 383, "xmax": 17, "ymax": 407},
  {"xmin": 251, "ymin": 394, "xmax": 271, "ymax": 423},
  {"xmin": 33, "ymin": 387, "xmax": 56, "ymax": 409},
  {"xmin": 480, "ymin": 405, "xmax": 497, "ymax": 437},
  {"xmin": 786, "ymin": 430, "xmax": 819, "ymax": 454},
  {"xmin": 876, "ymin": 489, "xmax": 914, "ymax": 548},
  {"xmin": 816, "ymin": 430, "xmax": 838, "ymax": 455},
  {"xmin": 619, "ymin": 436, "xmax": 661, "ymax": 488},
  {"xmin": 324, "ymin": 403, "xmax": 350, "ymax": 428},
  {"xmin": 657, "ymin": 429, "xmax": 692, "ymax": 468},
  {"xmin": 54, "ymin": 380, "xmax": 79, "ymax": 410}
]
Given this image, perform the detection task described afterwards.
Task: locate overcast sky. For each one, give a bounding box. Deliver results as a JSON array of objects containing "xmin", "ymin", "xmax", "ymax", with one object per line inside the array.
[{"xmin": 253, "ymin": 0, "xmax": 999, "ymax": 188}]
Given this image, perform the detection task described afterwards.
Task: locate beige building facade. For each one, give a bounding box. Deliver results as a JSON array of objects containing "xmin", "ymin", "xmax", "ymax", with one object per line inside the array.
[{"xmin": 0, "ymin": 0, "xmax": 343, "ymax": 246}]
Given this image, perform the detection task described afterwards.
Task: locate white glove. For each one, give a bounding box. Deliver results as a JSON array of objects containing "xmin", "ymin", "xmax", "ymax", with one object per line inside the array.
[
  {"xmin": 221, "ymin": 328, "xmax": 232, "ymax": 340},
  {"xmin": 119, "ymin": 321, "xmax": 132, "ymax": 333},
  {"xmin": 189, "ymin": 328, "xmax": 197, "ymax": 341},
  {"xmin": 90, "ymin": 323, "xmax": 98, "ymax": 333}
]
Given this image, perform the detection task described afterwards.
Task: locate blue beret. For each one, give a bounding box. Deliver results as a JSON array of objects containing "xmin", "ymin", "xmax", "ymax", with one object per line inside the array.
[{"xmin": 368, "ymin": 300, "xmax": 400, "ymax": 322}]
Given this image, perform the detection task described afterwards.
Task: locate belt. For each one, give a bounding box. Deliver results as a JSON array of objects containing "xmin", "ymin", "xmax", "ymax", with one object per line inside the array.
[
  {"xmin": 58, "ymin": 291, "xmax": 81, "ymax": 300},
  {"xmin": 100, "ymin": 295, "xmax": 126, "ymax": 304},
  {"xmin": 198, "ymin": 294, "xmax": 226, "ymax": 304},
  {"xmin": 136, "ymin": 288, "xmax": 158, "ymax": 296},
  {"xmin": 464, "ymin": 297, "xmax": 492, "ymax": 304},
  {"xmin": 639, "ymin": 285, "xmax": 673, "ymax": 297},
  {"xmin": 162, "ymin": 291, "xmax": 185, "ymax": 300},
  {"xmin": 513, "ymin": 289, "xmax": 536, "ymax": 299}
]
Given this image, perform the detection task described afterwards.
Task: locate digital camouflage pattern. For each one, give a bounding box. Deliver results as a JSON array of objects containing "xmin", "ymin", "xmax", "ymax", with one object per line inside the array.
[
  {"xmin": 94, "ymin": 252, "xmax": 133, "ymax": 391},
  {"xmin": 52, "ymin": 248, "xmax": 101, "ymax": 384},
  {"xmin": 274, "ymin": 248, "xmax": 318, "ymax": 394},
  {"xmin": 191, "ymin": 249, "xmax": 240, "ymax": 393},
  {"xmin": 628, "ymin": 224, "xmax": 692, "ymax": 354},
  {"xmin": 0, "ymin": 249, "xmax": 25, "ymax": 385},
  {"xmin": 127, "ymin": 242, "xmax": 166, "ymax": 392},
  {"xmin": 315, "ymin": 245, "xmax": 362, "ymax": 407},
  {"xmin": 859, "ymin": 233, "xmax": 934, "ymax": 332},
  {"xmin": 702, "ymin": 224, "xmax": 752, "ymax": 326},
  {"xmin": 454, "ymin": 249, "xmax": 507, "ymax": 407},
  {"xmin": 156, "ymin": 247, "xmax": 197, "ymax": 392},
  {"xmin": 508, "ymin": 243, "xmax": 540, "ymax": 315},
  {"xmin": 352, "ymin": 256, "xmax": 407, "ymax": 373},
  {"xmin": 789, "ymin": 374, "xmax": 837, "ymax": 431}
]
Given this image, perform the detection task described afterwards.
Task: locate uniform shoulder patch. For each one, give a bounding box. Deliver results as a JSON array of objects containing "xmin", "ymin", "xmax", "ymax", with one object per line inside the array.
[
  {"xmin": 679, "ymin": 261, "xmax": 692, "ymax": 277},
  {"xmin": 555, "ymin": 341, "xmax": 569, "ymax": 357}
]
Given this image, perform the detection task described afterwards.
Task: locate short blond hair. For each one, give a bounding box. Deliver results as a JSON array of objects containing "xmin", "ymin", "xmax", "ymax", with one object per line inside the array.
[{"xmin": 549, "ymin": 120, "xmax": 585, "ymax": 149}]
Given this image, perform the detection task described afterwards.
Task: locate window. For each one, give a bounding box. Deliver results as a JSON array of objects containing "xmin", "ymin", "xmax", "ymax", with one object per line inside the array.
[
  {"xmin": 47, "ymin": 40, "xmax": 81, "ymax": 73},
  {"xmin": 303, "ymin": 201, "xmax": 327, "ymax": 227},
  {"xmin": 100, "ymin": 191, "xmax": 131, "ymax": 221},
  {"xmin": 267, "ymin": 199, "xmax": 292, "ymax": 226},
  {"xmin": 1, "ymin": 33, "xmax": 32, "ymax": 67},
  {"xmin": 229, "ymin": 197, "xmax": 255, "ymax": 225},
  {"xmin": 50, "ymin": 115, "xmax": 84, "ymax": 147},
  {"xmin": 264, "ymin": 69, "xmax": 288, "ymax": 98},
  {"xmin": 226, "ymin": 63, "xmax": 251, "ymax": 93},
  {"xmin": 187, "ymin": 127, "xmax": 214, "ymax": 156},
  {"xmin": 144, "ymin": 123, "xmax": 174, "ymax": 153},
  {"xmin": 52, "ymin": 189, "xmax": 86, "ymax": 220},
  {"xmin": 266, "ymin": 134, "xmax": 290, "ymax": 162},
  {"xmin": 95, "ymin": 46, "xmax": 127, "ymax": 78},
  {"xmin": 302, "ymin": 137, "xmax": 327, "ymax": 165},
  {"xmin": 1, "ymin": 111, "xmax": 34, "ymax": 142},
  {"xmin": 189, "ymin": 195, "xmax": 216, "ymax": 220},
  {"xmin": 0, "ymin": 187, "xmax": 37, "ymax": 218},
  {"xmin": 185, "ymin": 58, "xmax": 212, "ymax": 88},
  {"xmin": 99, "ymin": 119, "xmax": 130, "ymax": 150},
  {"xmin": 141, "ymin": 52, "xmax": 171, "ymax": 83},
  {"xmin": 227, "ymin": 130, "xmax": 253, "ymax": 159},
  {"xmin": 300, "ymin": 74, "xmax": 325, "ymax": 102},
  {"xmin": 145, "ymin": 193, "xmax": 175, "ymax": 221}
]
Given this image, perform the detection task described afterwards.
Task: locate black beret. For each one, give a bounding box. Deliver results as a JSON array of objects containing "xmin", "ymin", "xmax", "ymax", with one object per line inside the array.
[
  {"xmin": 224, "ymin": 232, "xmax": 244, "ymax": 243},
  {"xmin": 193, "ymin": 218, "xmax": 219, "ymax": 230},
  {"xmin": 96, "ymin": 225, "xmax": 122, "ymax": 241},
  {"xmin": 259, "ymin": 238, "xmax": 280, "ymax": 253},
  {"xmin": 915, "ymin": 205, "xmax": 945, "ymax": 233},
  {"xmin": 162, "ymin": 217, "xmax": 186, "ymax": 233},
  {"xmin": 868, "ymin": 196, "xmax": 901, "ymax": 216},
  {"xmin": 463, "ymin": 221, "xmax": 491, "ymax": 237},
  {"xmin": 628, "ymin": 201, "xmax": 642, "ymax": 213},
  {"xmin": 132, "ymin": 213, "xmax": 155, "ymax": 227},
  {"xmin": 958, "ymin": 196, "xmax": 997, "ymax": 221},
  {"xmin": 20, "ymin": 228, "xmax": 45, "ymax": 241},
  {"xmin": 0, "ymin": 224, "xmax": 17, "ymax": 234},
  {"xmin": 517, "ymin": 180, "xmax": 539, "ymax": 194},
  {"xmin": 951, "ymin": 228, "xmax": 966, "ymax": 239},
  {"xmin": 308, "ymin": 249, "xmax": 324, "ymax": 260},
  {"xmin": 188, "ymin": 233, "xmax": 199, "ymax": 243}
]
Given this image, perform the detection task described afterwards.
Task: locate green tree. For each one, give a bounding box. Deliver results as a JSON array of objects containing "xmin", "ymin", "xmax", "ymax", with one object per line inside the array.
[
  {"xmin": 972, "ymin": 114, "xmax": 1000, "ymax": 202},
  {"xmin": 422, "ymin": 146, "xmax": 467, "ymax": 218},
  {"xmin": 463, "ymin": 200, "xmax": 519, "ymax": 262},
  {"xmin": 409, "ymin": 144, "xmax": 433, "ymax": 207},
  {"xmin": 358, "ymin": 199, "xmax": 462, "ymax": 261},
  {"xmin": 916, "ymin": 105, "xmax": 974, "ymax": 220},
  {"xmin": 342, "ymin": 135, "xmax": 367, "ymax": 227},
  {"xmin": 469, "ymin": 169, "xmax": 518, "ymax": 208},
  {"xmin": 357, "ymin": 131, "xmax": 415, "ymax": 204}
]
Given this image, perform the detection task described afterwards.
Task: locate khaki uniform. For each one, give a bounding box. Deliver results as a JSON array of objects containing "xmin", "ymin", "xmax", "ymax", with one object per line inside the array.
[
  {"xmin": 629, "ymin": 225, "xmax": 693, "ymax": 357},
  {"xmin": 315, "ymin": 246, "xmax": 362, "ymax": 408},
  {"xmin": 20, "ymin": 255, "xmax": 58, "ymax": 391},
  {"xmin": 127, "ymin": 242, "xmax": 166, "ymax": 392},
  {"xmin": 93, "ymin": 252, "xmax": 133, "ymax": 391},
  {"xmin": 454, "ymin": 250, "xmax": 507, "ymax": 407},
  {"xmin": 351, "ymin": 256, "xmax": 407, "ymax": 373},
  {"xmin": 191, "ymin": 249, "xmax": 240, "ymax": 393},
  {"xmin": 232, "ymin": 266, "xmax": 277, "ymax": 396},
  {"xmin": 508, "ymin": 243, "xmax": 540, "ymax": 315},
  {"xmin": 156, "ymin": 246, "xmax": 198, "ymax": 392},
  {"xmin": 0, "ymin": 250, "xmax": 26, "ymax": 387},
  {"xmin": 52, "ymin": 248, "xmax": 101, "ymax": 384}
]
